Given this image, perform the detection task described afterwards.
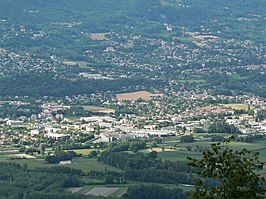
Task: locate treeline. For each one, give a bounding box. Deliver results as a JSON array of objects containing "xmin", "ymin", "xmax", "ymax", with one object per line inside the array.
[
  {"xmin": 45, "ymin": 151, "xmax": 80, "ymax": 164},
  {"xmin": 23, "ymin": 192, "xmax": 105, "ymax": 199},
  {"xmin": 235, "ymin": 134, "xmax": 265, "ymax": 143},
  {"xmin": 57, "ymin": 107, "xmax": 93, "ymax": 118},
  {"xmin": 122, "ymin": 184, "xmax": 188, "ymax": 199},
  {"xmin": 207, "ymin": 120, "xmax": 241, "ymax": 134},
  {"xmin": 256, "ymin": 109, "xmax": 266, "ymax": 121},
  {"xmin": 207, "ymin": 72, "xmax": 266, "ymax": 98},
  {"xmin": 0, "ymin": 162, "xmax": 91, "ymax": 199},
  {"xmin": 0, "ymin": 162, "xmax": 123, "ymax": 198},
  {"xmin": 36, "ymin": 166, "xmax": 124, "ymax": 185},
  {"xmin": 98, "ymin": 151, "xmax": 196, "ymax": 184},
  {"xmin": 0, "ymin": 73, "xmax": 161, "ymax": 97},
  {"xmin": 35, "ymin": 166, "xmax": 83, "ymax": 176},
  {"xmin": 108, "ymin": 141, "xmax": 147, "ymax": 152},
  {"xmin": 0, "ymin": 103, "xmax": 41, "ymax": 118}
]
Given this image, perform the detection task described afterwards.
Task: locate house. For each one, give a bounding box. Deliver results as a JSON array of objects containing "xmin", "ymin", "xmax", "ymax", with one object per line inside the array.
[
  {"xmin": 45, "ymin": 132, "xmax": 70, "ymax": 139},
  {"xmin": 240, "ymin": 128, "xmax": 256, "ymax": 134},
  {"xmin": 59, "ymin": 160, "xmax": 72, "ymax": 165},
  {"xmin": 6, "ymin": 120, "xmax": 24, "ymax": 126},
  {"xmin": 99, "ymin": 132, "xmax": 135, "ymax": 142},
  {"xmin": 30, "ymin": 129, "xmax": 40, "ymax": 136}
]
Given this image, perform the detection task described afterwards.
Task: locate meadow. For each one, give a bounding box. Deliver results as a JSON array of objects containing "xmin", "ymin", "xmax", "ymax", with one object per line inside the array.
[{"xmin": 0, "ymin": 156, "xmax": 121, "ymax": 172}]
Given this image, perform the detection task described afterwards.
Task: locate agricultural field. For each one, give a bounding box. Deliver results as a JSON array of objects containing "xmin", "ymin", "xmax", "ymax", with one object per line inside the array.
[
  {"xmin": 64, "ymin": 148, "xmax": 102, "ymax": 156},
  {"xmin": 67, "ymin": 158, "xmax": 122, "ymax": 172},
  {"xmin": 69, "ymin": 186, "xmax": 127, "ymax": 197},
  {"xmin": 145, "ymin": 138, "xmax": 266, "ymax": 164},
  {"xmin": 0, "ymin": 158, "xmax": 53, "ymax": 169},
  {"xmin": 147, "ymin": 137, "xmax": 266, "ymax": 179},
  {"xmin": 81, "ymin": 105, "xmax": 115, "ymax": 113},
  {"xmin": 116, "ymin": 91, "xmax": 163, "ymax": 101}
]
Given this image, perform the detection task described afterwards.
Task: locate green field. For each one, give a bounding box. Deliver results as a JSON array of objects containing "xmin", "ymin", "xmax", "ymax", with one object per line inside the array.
[
  {"xmin": 158, "ymin": 150, "xmax": 202, "ymax": 162},
  {"xmin": 68, "ymin": 158, "xmax": 122, "ymax": 172},
  {"xmin": 1, "ymin": 138, "xmax": 265, "ymax": 181},
  {"xmin": 155, "ymin": 139, "xmax": 266, "ymax": 161},
  {"xmin": 64, "ymin": 148, "xmax": 103, "ymax": 156},
  {"xmin": 0, "ymin": 157, "xmax": 122, "ymax": 172}
]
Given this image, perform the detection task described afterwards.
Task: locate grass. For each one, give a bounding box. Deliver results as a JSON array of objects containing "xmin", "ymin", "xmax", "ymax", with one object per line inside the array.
[
  {"xmin": 68, "ymin": 158, "xmax": 122, "ymax": 172},
  {"xmin": 158, "ymin": 150, "xmax": 202, "ymax": 162},
  {"xmin": 156, "ymin": 138, "xmax": 266, "ymax": 178},
  {"xmin": 1, "ymin": 158, "xmax": 53, "ymax": 169},
  {"xmin": 77, "ymin": 61, "xmax": 90, "ymax": 68},
  {"xmin": 81, "ymin": 105, "xmax": 115, "ymax": 113},
  {"xmin": 63, "ymin": 149, "xmax": 102, "ymax": 156},
  {"xmin": 0, "ymin": 157, "xmax": 122, "ymax": 172},
  {"xmin": 180, "ymin": 37, "xmax": 199, "ymax": 43},
  {"xmin": 148, "ymin": 137, "xmax": 266, "ymax": 163},
  {"xmin": 176, "ymin": 75, "xmax": 206, "ymax": 83}
]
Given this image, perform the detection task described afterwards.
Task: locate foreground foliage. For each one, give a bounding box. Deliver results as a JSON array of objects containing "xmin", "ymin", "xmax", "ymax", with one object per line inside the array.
[
  {"xmin": 188, "ymin": 138, "xmax": 265, "ymax": 199},
  {"xmin": 0, "ymin": 162, "xmax": 104, "ymax": 199}
]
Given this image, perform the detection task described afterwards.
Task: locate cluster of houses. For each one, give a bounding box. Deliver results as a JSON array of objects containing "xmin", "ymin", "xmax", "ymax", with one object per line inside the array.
[{"xmin": 0, "ymin": 89, "xmax": 265, "ymax": 147}]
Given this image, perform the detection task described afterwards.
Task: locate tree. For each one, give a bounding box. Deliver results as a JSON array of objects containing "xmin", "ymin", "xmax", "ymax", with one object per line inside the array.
[
  {"xmin": 148, "ymin": 150, "xmax": 158, "ymax": 158},
  {"xmin": 89, "ymin": 150, "xmax": 98, "ymax": 158},
  {"xmin": 180, "ymin": 135, "xmax": 195, "ymax": 143},
  {"xmin": 207, "ymin": 120, "xmax": 241, "ymax": 134},
  {"xmin": 39, "ymin": 143, "xmax": 46, "ymax": 155},
  {"xmin": 188, "ymin": 138, "xmax": 265, "ymax": 199}
]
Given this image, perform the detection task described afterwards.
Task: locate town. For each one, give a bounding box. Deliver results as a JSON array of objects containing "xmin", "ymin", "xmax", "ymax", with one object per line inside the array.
[
  {"xmin": 1, "ymin": 90, "xmax": 265, "ymax": 151},
  {"xmin": 0, "ymin": 0, "xmax": 265, "ymax": 198}
]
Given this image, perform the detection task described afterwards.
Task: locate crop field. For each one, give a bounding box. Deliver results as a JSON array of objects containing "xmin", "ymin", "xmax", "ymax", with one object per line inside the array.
[
  {"xmin": 81, "ymin": 105, "xmax": 115, "ymax": 113},
  {"xmin": 69, "ymin": 186, "xmax": 127, "ymax": 197},
  {"xmin": 117, "ymin": 91, "xmax": 163, "ymax": 101},
  {"xmin": 86, "ymin": 187, "xmax": 119, "ymax": 197},
  {"xmin": 158, "ymin": 150, "xmax": 202, "ymax": 162}
]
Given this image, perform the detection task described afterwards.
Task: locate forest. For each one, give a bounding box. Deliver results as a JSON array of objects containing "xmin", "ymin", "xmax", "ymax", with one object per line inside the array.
[{"xmin": 98, "ymin": 151, "xmax": 196, "ymax": 184}]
